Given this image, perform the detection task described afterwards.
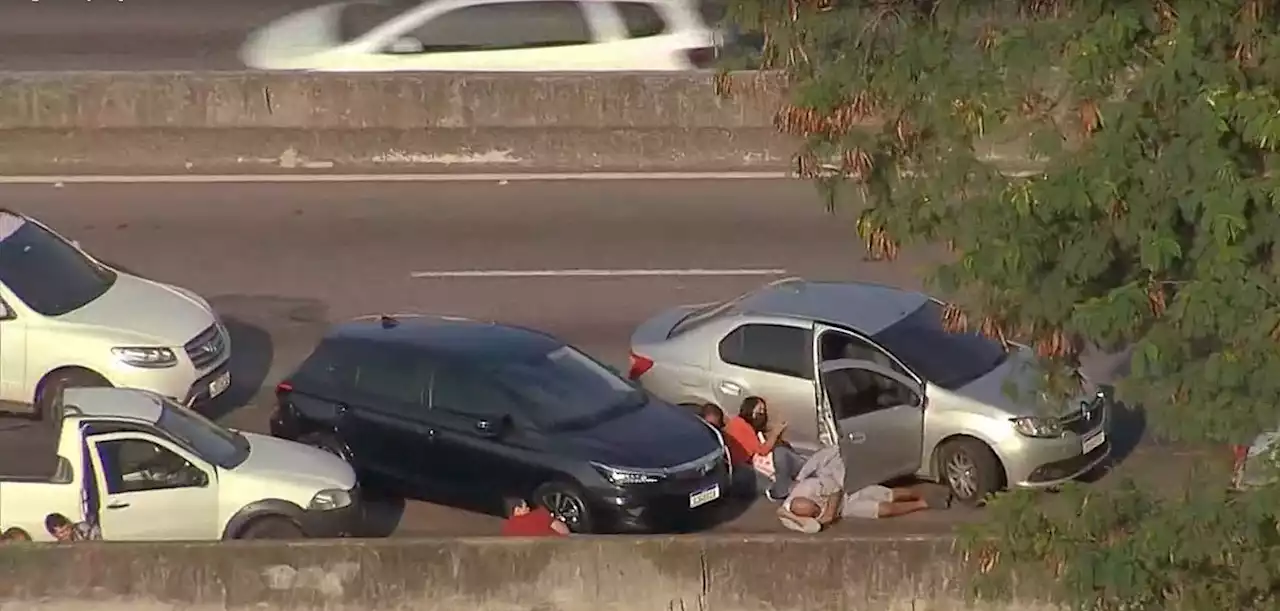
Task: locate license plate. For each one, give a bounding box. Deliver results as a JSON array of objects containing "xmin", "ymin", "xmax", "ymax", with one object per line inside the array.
[
  {"xmin": 208, "ymin": 372, "xmax": 231, "ymax": 398},
  {"xmin": 1082, "ymin": 430, "xmax": 1106, "ymax": 454},
  {"xmin": 689, "ymin": 484, "xmax": 720, "ymax": 508}
]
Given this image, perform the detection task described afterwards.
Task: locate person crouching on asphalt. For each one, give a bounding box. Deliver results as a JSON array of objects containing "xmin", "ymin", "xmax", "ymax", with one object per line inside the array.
[
  {"xmin": 500, "ymin": 497, "xmax": 570, "ymax": 537},
  {"xmin": 777, "ymin": 445, "xmax": 951, "ymax": 533},
  {"xmin": 723, "ymin": 396, "xmax": 805, "ymax": 501}
]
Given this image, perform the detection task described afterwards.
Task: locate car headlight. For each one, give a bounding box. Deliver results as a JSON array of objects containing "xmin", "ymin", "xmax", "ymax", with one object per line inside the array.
[
  {"xmin": 308, "ymin": 488, "xmax": 352, "ymax": 511},
  {"xmin": 112, "ymin": 346, "xmax": 178, "ymax": 368},
  {"xmin": 1011, "ymin": 416, "xmax": 1064, "ymax": 438},
  {"xmin": 591, "ymin": 462, "xmax": 661, "ymax": 485}
]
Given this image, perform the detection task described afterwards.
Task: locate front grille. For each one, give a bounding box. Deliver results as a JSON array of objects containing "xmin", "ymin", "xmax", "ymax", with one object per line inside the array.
[
  {"xmin": 664, "ymin": 450, "xmax": 725, "ymax": 482},
  {"xmin": 184, "ymin": 324, "xmax": 227, "ymax": 370},
  {"xmin": 1061, "ymin": 396, "xmax": 1106, "ymax": 435}
]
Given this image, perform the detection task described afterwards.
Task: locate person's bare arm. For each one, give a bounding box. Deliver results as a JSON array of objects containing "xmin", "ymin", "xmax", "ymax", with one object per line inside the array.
[{"xmin": 759, "ymin": 420, "xmax": 788, "ymax": 454}]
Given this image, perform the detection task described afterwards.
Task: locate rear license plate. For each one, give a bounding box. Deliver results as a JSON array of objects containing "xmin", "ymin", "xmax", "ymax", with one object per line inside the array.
[
  {"xmin": 689, "ymin": 484, "xmax": 720, "ymax": 508},
  {"xmin": 208, "ymin": 371, "xmax": 231, "ymax": 398},
  {"xmin": 1082, "ymin": 430, "xmax": 1106, "ymax": 454}
]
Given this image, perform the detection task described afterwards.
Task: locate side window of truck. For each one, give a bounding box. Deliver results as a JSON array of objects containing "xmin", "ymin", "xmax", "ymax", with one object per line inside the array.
[{"xmin": 94, "ymin": 438, "xmax": 205, "ymax": 494}]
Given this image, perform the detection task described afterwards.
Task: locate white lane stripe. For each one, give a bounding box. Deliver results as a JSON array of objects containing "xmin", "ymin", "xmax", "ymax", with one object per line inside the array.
[
  {"xmin": 410, "ymin": 268, "xmax": 789, "ymax": 278},
  {"xmin": 0, "ymin": 171, "xmax": 791, "ymax": 185}
]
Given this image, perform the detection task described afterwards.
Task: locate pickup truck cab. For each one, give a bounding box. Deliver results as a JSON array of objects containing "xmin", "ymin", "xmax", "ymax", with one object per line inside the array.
[{"xmin": 0, "ymin": 387, "xmax": 358, "ymax": 541}]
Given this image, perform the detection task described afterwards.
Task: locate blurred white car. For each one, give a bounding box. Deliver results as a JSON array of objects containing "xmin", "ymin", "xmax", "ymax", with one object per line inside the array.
[{"xmin": 241, "ymin": 0, "xmax": 720, "ymax": 71}]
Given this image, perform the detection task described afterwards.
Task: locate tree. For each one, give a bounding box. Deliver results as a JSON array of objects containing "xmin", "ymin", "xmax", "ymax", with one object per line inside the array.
[{"xmin": 719, "ymin": 0, "xmax": 1280, "ymax": 608}]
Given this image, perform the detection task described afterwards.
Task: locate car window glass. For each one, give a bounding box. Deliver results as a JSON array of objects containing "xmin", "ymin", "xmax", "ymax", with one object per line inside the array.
[
  {"xmin": 350, "ymin": 346, "xmax": 426, "ymax": 408},
  {"xmin": 818, "ymin": 330, "xmax": 909, "ymax": 378},
  {"xmin": 401, "ymin": 1, "xmax": 593, "ymax": 53},
  {"xmin": 493, "ymin": 345, "xmax": 643, "ymax": 430},
  {"xmin": 825, "ymin": 368, "xmax": 917, "ymax": 420},
  {"xmin": 293, "ymin": 339, "xmax": 357, "ymax": 395},
  {"xmin": 429, "ymin": 363, "xmax": 523, "ymax": 418},
  {"xmin": 718, "ymin": 323, "xmax": 813, "ymax": 379},
  {"xmin": 93, "ymin": 438, "xmax": 204, "ymax": 494},
  {"xmin": 613, "ymin": 2, "xmax": 667, "ymax": 38},
  {"xmin": 0, "ymin": 213, "xmax": 117, "ymax": 317}
]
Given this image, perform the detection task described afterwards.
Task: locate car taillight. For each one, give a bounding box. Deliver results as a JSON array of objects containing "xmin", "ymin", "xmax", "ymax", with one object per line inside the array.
[
  {"xmin": 276, "ymin": 381, "xmax": 294, "ymax": 395},
  {"xmin": 628, "ymin": 353, "xmax": 654, "ymax": 380},
  {"xmin": 684, "ymin": 47, "xmax": 717, "ymax": 69},
  {"xmin": 1231, "ymin": 444, "xmax": 1249, "ymax": 487}
]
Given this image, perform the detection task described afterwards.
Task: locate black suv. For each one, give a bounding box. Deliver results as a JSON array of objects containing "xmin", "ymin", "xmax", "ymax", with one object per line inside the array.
[{"xmin": 269, "ymin": 314, "xmax": 730, "ymax": 533}]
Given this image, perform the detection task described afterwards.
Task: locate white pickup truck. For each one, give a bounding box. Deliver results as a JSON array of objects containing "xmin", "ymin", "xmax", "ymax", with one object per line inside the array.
[{"xmin": 0, "ymin": 387, "xmax": 359, "ymax": 542}]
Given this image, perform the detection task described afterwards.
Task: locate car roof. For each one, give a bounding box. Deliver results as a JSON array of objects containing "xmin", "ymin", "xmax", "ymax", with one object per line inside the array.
[
  {"xmin": 326, "ymin": 314, "xmax": 566, "ymax": 362},
  {"xmin": 735, "ymin": 279, "xmax": 930, "ymax": 335},
  {"xmin": 61, "ymin": 387, "xmax": 164, "ymax": 423}
]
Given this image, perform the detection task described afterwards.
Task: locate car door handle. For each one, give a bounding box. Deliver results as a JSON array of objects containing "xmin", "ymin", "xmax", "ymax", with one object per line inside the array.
[
  {"xmin": 106, "ymin": 501, "xmax": 130, "ymax": 510},
  {"xmin": 846, "ymin": 432, "xmax": 866, "ymax": 444},
  {"xmin": 718, "ymin": 381, "xmax": 743, "ymax": 396}
]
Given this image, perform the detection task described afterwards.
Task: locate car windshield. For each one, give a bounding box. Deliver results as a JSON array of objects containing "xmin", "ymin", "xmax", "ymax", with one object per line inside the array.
[
  {"xmin": 156, "ymin": 399, "xmax": 250, "ymax": 469},
  {"xmin": 872, "ymin": 300, "xmax": 1007, "ymax": 390},
  {"xmin": 495, "ymin": 345, "xmax": 645, "ymax": 431},
  {"xmin": 0, "ymin": 214, "xmax": 116, "ymax": 317}
]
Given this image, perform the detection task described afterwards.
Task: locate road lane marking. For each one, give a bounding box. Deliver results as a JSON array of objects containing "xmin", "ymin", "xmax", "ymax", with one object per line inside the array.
[
  {"xmin": 410, "ymin": 268, "xmax": 789, "ymax": 278},
  {"xmin": 0, "ymin": 171, "xmax": 791, "ymax": 185}
]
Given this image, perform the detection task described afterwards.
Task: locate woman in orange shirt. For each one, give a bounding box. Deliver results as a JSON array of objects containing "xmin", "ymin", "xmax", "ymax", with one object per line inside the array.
[{"xmin": 722, "ymin": 396, "xmax": 804, "ymax": 501}]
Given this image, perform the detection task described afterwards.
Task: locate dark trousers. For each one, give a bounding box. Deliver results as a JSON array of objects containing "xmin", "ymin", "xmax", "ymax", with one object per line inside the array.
[{"xmin": 731, "ymin": 445, "xmax": 806, "ymax": 499}]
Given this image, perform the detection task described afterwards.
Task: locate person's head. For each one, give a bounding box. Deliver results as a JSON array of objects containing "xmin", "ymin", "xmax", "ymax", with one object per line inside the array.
[
  {"xmin": 44, "ymin": 513, "xmax": 73, "ymax": 541},
  {"xmin": 699, "ymin": 403, "xmax": 725, "ymax": 429},
  {"xmin": 1, "ymin": 527, "xmax": 30, "ymax": 542},
  {"xmin": 503, "ymin": 497, "xmax": 532, "ymax": 518},
  {"xmin": 788, "ymin": 496, "xmax": 822, "ymax": 519},
  {"xmin": 739, "ymin": 396, "xmax": 768, "ymax": 432}
]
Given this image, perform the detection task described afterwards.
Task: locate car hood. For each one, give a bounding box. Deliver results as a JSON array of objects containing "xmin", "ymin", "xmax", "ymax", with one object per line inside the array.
[
  {"xmin": 240, "ymin": 3, "xmax": 344, "ymax": 69},
  {"xmin": 52, "ymin": 273, "xmax": 215, "ymax": 346},
  {"xmin": 236, "ymin": 432, "xmax": 356, "ymax": 490},
  {"xmin": 942, "ymin": 344, "xmax": 1095, "ymax": 418},
  {"xmin": 544, "ymin": 397, "xmax": 718, "ymax": 470}
]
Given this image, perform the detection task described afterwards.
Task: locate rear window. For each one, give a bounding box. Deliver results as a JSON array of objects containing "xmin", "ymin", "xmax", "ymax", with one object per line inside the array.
[{"xmin": 613, "ymin": 2, "xmax": 668, "ymax": 38}]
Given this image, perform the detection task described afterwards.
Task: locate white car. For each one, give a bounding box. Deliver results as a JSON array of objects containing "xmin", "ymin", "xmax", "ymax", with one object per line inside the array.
[
  {"xmin": 0, "ymin": 387, "xmax": 358, "ymax": 541},
  {"xmin": 0, "ymin": 210, "xmax": 230, "ymax": 419},
  {"xmin": 240, "ymin": 0, "xmax": 719, "ymax": 72}
]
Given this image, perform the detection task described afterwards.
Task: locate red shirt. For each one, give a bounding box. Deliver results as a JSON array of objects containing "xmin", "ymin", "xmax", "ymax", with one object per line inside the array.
[
  {"xmin": 724, "ymin": 416, "xmax": 765, "ymax": 466},
  {"xmin": 500, "ymin": 507, "xmax": 565, "ymax": 537}
]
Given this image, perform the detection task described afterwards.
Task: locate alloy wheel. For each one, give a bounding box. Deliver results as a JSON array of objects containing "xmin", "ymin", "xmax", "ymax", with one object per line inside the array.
[
  {"xmin": 542, "ymin": 492, "xmax": 586, "ymax": 531},
  {"xmin": 945, "ymin": 452, "xmax": 979, "ymax": 499}
]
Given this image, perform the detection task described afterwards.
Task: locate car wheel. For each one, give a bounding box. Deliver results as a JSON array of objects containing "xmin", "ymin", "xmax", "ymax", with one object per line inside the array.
[
  {"xmin": 299, "ymin": 432, "xmax": 352, "ymax": 462},
  {"xmin": 533, "ymin": 481, "xmax": 594, "ymax": 534},
  {"xmin": 35, "ymin": 368, "xmax": 112, "ymax": 421},
  {"xmin": 239, "ymin": 516, "xmax": 305, "ymax": 540},
  {"xmin": 937, "ymin": 438, "xmax": 1004, "ymax": 506}
]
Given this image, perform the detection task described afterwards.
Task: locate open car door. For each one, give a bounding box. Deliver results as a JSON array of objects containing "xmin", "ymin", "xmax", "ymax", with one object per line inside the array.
[{"xmin": 818, "ymin": 358, "xmax": 925, "ymax": 493}]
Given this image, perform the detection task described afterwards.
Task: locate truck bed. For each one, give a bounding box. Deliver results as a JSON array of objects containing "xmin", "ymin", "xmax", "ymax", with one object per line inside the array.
[{"xmin": 0, "ymin": 415, "xmax": 62, "ymax": 480}]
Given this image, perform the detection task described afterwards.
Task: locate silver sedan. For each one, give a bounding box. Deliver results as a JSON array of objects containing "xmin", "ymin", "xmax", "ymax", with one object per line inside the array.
[{"xmin": 627, "ymin": 278, "xmax": 1112, "ymax": 505}]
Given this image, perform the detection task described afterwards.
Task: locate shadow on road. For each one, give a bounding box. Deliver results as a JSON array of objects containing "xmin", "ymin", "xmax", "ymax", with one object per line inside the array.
[
  {"xmin": 354, "ymin": 491, "xmax": 406, "ymax": 538},
  {"xmin": 203, "ymin": 315, "xmax": 274, "ymax": 421}
]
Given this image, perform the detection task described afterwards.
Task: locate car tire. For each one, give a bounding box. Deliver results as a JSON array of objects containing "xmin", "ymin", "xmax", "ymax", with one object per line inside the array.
[
  {"xmin": 937, "ymin": 437, "xmax": 1004, "ymax": 506},
  {"xmin": 299, "ymin": 432, "xmax": 353, "ymax": 463},
  {"xmin": 239, "ymin": 515, "xmax": 305, "ymax": 540},
  {"xmin": 533, "ymin": 481, "xmax": 595, "ymax": 534},
  {"xmin": 35, "ymin": 368, "xmax": 112, "ymax": 421}
]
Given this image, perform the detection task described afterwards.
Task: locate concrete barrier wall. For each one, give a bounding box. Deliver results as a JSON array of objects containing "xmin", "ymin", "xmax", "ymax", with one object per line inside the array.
[
  {"xmin": 0, "ymin": 535, "xmax": 1054, "ymax": 611},
  {"xmin": 0, "ymin": 72, "xmax": 795, "ymax": 173}
]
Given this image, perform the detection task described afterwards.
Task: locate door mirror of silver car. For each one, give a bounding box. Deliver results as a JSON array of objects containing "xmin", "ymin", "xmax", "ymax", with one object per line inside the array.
[{"xmin": 387, "ymin": 37, "xmax": 426, "ymax": 54}]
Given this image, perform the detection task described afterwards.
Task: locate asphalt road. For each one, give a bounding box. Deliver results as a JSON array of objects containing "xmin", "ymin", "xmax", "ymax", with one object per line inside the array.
[
  {"xmin": 0, "ymin": 179, "xmax": 1212, "ymax": 537},
  {"xmin": 0, "ymin": 0, "xmax": 320, "ymax": 70}
]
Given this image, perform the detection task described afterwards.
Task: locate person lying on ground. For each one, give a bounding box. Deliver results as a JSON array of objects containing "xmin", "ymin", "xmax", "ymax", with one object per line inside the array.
[
  {"xmin": 776, "ymin": 445, "xmax": 951, "ymax": 533},
  {"xmin": 499, "ymin": 497, "xmax": 570, "ymax": 537},
  {"xmin": 723, "ymin": 396, "xmax": 805, "ymax": 501}
]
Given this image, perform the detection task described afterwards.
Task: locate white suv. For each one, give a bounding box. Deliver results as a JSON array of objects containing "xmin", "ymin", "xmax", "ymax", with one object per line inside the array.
[{"xmin": 0, "ymin": 210, "xmax": 230, "ymax": 418}]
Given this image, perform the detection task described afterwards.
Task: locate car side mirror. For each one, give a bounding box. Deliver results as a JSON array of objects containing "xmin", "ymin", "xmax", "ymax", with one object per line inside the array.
[
  {"xmin": 474, "ymin": 415, "xmax": 509, "ymax": 438},
  {"xmin": 387, "ymin": 36, "xmax": 425, "ymax": 54}
]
